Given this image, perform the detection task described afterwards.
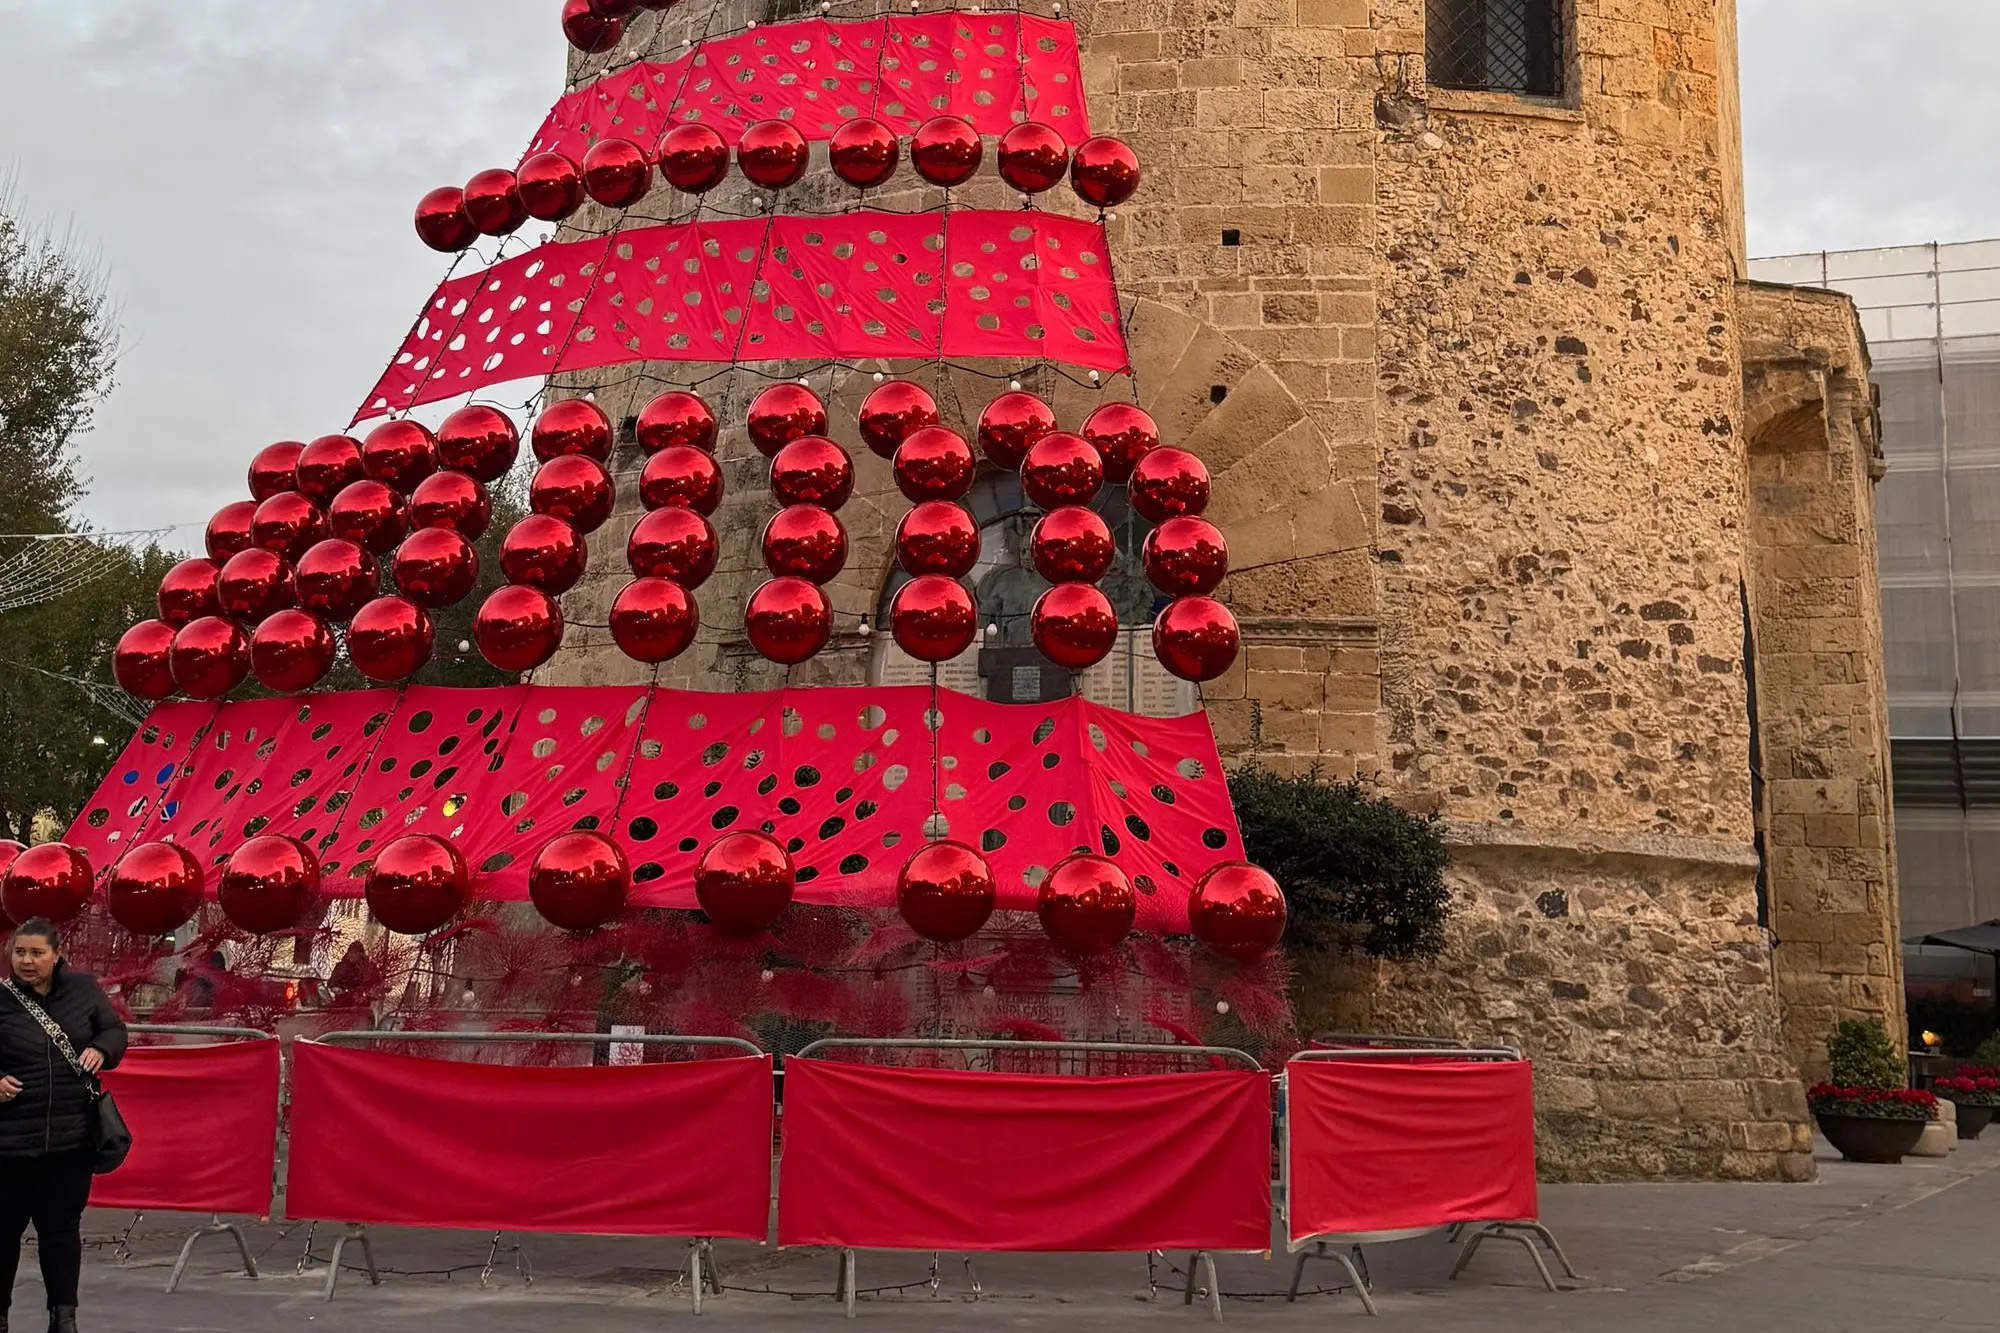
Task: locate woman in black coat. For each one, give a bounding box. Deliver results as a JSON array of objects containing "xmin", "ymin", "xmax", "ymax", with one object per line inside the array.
[{"xmin": 0, "ymin": 918, "xmax": 127, "ymax": 1333}]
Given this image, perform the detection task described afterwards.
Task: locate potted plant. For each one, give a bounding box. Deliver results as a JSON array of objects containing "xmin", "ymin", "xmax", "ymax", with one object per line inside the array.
[
  {"xmin": 1807, "ymin": 1018, "xmax": 1938, "ymax": 1164},
  {"xmin": 1934, "ymin": 1069, "xmax": 2000, "ymax": 1140}
]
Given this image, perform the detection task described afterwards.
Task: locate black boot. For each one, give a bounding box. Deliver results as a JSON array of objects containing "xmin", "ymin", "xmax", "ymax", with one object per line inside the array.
[{"xmin": 48, "ymin": 1308, "xmax": 75, "ymax": 1333}]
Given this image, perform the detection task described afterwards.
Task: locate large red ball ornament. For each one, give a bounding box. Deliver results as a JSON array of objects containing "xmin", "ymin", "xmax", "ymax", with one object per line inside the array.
[
  {"xmin": 1, "ymin": 844, "xmax": 94, "ymax": 926},
  {"xmin": 1080, "ymin": 402, "xmax": 1160, "ymax": 483},
  {"xmin": 529, "ymin": 831, "xmax": 628, "ymax": 931},
  {"xmin": 626, "ymin": 508, "xmax": 716, "ymax": 587},
  {"xmin": 529, "ymin": 454, "xmax": 615, "ymax": 534},
  {"xmin": 977, "ymin": 391, "xmax": 1056, "ymax": 470},
  {"xmin": 1143, "ymin": 516, "xmax": 1229, "ymax": 596},
  {"xmin": 746, "ymin": 383, "xmax": 828, "ymax": 457},
  {"xmin": 1021, "ymin": 432, "xmax": 1105, "ymax": 509},
  {"xmin": 348, "ymin": 596, "xmax": 435, "ymax": 682},
  {"xmin": 1070, "ymin": 136, "xmax": 1142, "ymax": 208},
  {"xmin": 762, "ymin": 505, "xmax": 848, "ymax": 584},
  {"xmin": 250, "ymin": 491, "xmax": 327, "ymax": 561},
  {"xmin": 997, "ymin": 122, "xmax": 1071, "ymax": 194},
  {"xmin": 1153, "ymin": 596, "xmax": 1239, "ymax": 682},
  {"xmin": 474, "ymin": 584, "xmax": 565, "ymax": 672},
  {"xmin": 437, "ymin": 404, "xmax": 519, "ymax": 483},
  {"xmin": 365, "ymin": 834, "xmax": 469, "ymax": 936},
  {"xmin": 532, "ymin": 398, "xmax": 613, "ymax": 462},
  {"xmin": 251, "ymin": 608, "xmax": 335, "ymax": 693},
  {"xmin": 769, "ymin": 436, "xmax": 853, "ymax": 510},
  {"xmin": 744, "ymin": 577, "xmax": 832, "ymax": 664},
  {"xmin": 328, "ymin": 479, "xmax": 409, "ymax": 554},
  {"xmin": 737, "ymin": 119, "xmax": 809, "ymax": 189},
  {"xmin": 829, "ymin": 116, "xmax": 900, "ymax": 188},
  {"xmin": 462, "ymin": 167, "xmax": 528, "ymax": 236},
  {"xmin": 589, "ymin": 0, "xmax": 641, "ymax": 16},
  {"xmin": 656, "ymin": 124, "xmax": 730, "ymax": 194},
  {"xmin": 896, "ymin": 842, "xmax": 996, "ymax": 942},
  {"xmin": 361, "ymin": 419, "xmax": 440, "ymax": 493},
  {"xmin": 890, "ymin": 575, "xmax": 977, "ymax": 662},
  {"xmin": 170, "ymin": 616, "xmax": 251, "ymax": 699},
  {"xmin": 895, "ymin": 501, "xmax": 980, "ymax": 577},
  {"xmin": 637, "ymin": 389, "xmax": 718, "ymax": 453},
  {"xmin": 893, "ymin": 426, "xmax": 974, "ymax": 501},
  {"xmin": 295, "ymin": 435, "xmax": 365, "ymax": 504},
  {"xmin": 561, "ymin": 0, "xmax": 623, "ymax": 54},
  {"xmin": 1188, "ymin": 862, "xmax": 1287, "ymax": 961},
  {"xmin": 114, "ymin": 620, "xmax": 179, "ymax": 700},
  {"xmin": 218, "ymin": 835, "xmax": 319, "ymax": 936},
  {"xmin": 1037, "ymin": 854, "xmax": 1136, "ymax": 956},
  {"xmin": 518, "ymin": 151, "xmax": 586, "ymax": 221},
  {"xmin": 293, "ymin": 539, "xmax": 379, "ymax": 620},
  {"xmin": 1128, "ymin": 447, "xmax": 1211, "ymax": 523},
  {"xmin": 858, "ymin": 380, "xmax": 940, "ymax": 460},
  {"xmin": 157, "ymin": 558, "xmax": 221, "ymax": 627},
  {"xmin": 610, "ymin": 577, "xmax": 698, "ymax": 663},
  {"xmin": 414, "ymin": 186, "xmax": 477, "ymax": 253},
  {"xmin": 1031, "ymin": 506, "xmax": 1115, "ymax": 584},
  {"xmin": 217, "ymin": 548, "xmax": 295, "ymax": 622},
  {"xmin": 107, "ymin": 842, "xmax": 204, "ymax": 936},
  {"xmin": 695, "ymin": 832, "xmax": 795, "ymax": 938},
  {"xmin": 499, "ymin": 513, "xmax": 587, "ymax": 593},
  {"xmin": 1032, "ymin": 583, "xmax": 1119, "ymax": 670},
  {"xmin": 393, "ymin": 526, "xmax": 480, "ymax": 608},
  {"xmin": 581, "ymin": 137, "xmax": 652, "ymax": 207},
  {"xmin": 247, "ymin": 441, "xmax": 305, "ymax": 501},
  {"xmin": 204, "ymin": 500, "xmax": 259, "ymax": 563},
  {"xmin": 408, "ymin": 470, "xmax": 492, "ymax": 538},
  {"xmin": 910, "ymin": 115, "xmax": 983, "ymax": 186},
  {"xmin": 641, "ymin": 445, "xmax": 724, "ymax": 514}
]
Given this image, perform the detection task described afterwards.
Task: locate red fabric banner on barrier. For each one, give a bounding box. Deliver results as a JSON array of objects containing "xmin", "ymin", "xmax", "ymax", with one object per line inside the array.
[
  {"xmin": 778, "ymin": 1059, "xmax": 1273, "ymax": 1252},
  {"xmin": 94, "ymin": 1041, "xmax": 280, "ymax": 1216},
  {"xmin": 285, "ymin": 1043, "xmax": 773, "ymax": 1237},
  {"xmin": 1286, "ymin": 1059, "xmax": 1539, "ymax": 1241}
]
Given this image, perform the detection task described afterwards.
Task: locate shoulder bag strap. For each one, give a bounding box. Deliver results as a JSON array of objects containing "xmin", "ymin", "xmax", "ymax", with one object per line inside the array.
[{"xmin": 0, "ymin": 978, "xmax": 91, "ymax": 1080}]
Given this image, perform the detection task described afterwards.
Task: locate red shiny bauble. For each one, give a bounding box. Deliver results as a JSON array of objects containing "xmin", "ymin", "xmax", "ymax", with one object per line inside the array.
[
  {"xmin": 250, "ymin": 491, "xmax": 327, "ymax": 561},
  {"xmin": 217, "ymin": 548, "xmax": 295, "ymax": 622},
  {"xmin": 589, "ymin": 0, "xmax": 641, "ymax": 16},
  {"xmin": 408, "ymin": 470, "xmax": 492, "ymax": 538},
  {"xmin": 1080, "ymin": 402, "xmax": 1160, "ymax": 483},
  {"xmin": 328, "ymin": 479, "xmax": 409, "ymax": 554},
  {"xmin": 218, "ymin": 835, "xmax": 320, "ymax": 935},
  {"xmin": 628, "ymin": 507, "xmax": 719, "ymax": 587},
  {"xmin": 437, "ymin": 404, "xmax": 519, "ymax": 483},
  {"xmin": 829, "ymin": 116, "xmax": 900, "ymax": 188},
  {"xmin": 1189, "ymin": 862, "xmax": 1287, "ymax": 961},
  {"xmin": 474, "ymin": 584, "xmax": 565, "ymax": 672},
  {"xmin": 641, "ymin": 445, "xmax": 724, "ymax": 514},
  {"xmin": 170, "ymin": 616, "xmax": 250, "ymax": 699},
  {"xmin": 107, "ymin": 842, "xmax": 204, "ymax": 936},
  {"xmin": 1070, "ymin": 136, "xmax": 1142, "ymax": 208},
  {"xmin": 655, "ymin": 124, "xmax": 729, "ymax": 193},
  {"xmin": 895, "ymin": 501, "xmax": 980, "ymax": 577},
  {"xmin": 1031, "ymin": 506, "xmax": 1115, "ymax": 583},
  {"xmin": 114, "ymin": 620, "xmax": 179, "ymax": 700},
  {"xmin": 365, "ymin": 834, "xmax": 469, "ymax": 936},
  {"xmin": 893, "ymin": 426, "xmax": 974, "ymax": 501},
  {"xmin": 1, "ymin": 843, "xmax": 94, "ymax": 926},
  {"xmin": 157, "ymin": 558, "xmax": 221, "ymax": 627},
  {"xmin": 1128, "ymin": 447, "xmax": 1211, "ymax": 523},
  {"xmin": 910, "ymin": 115, "xmax": 983, "ymax": 187},
  {"xmin": 695, "ymin": 832, "xmax": 795, "ymax": 938},
  {"xmin": 1153, "ymin": 596, "xmax": 1239, "ymax": 682},
  {"xmin": 1021, "ymin": 432, "xmax": 1104, "ymax": 509},
  {"xmin": 896, "ymin": 842, "xmax": 996, "ymax": 943},
  {"xmin": 977, "ymin": 391, "xmax": 1055, "ymax": 470},
  {"xmin": 746, "ymin": 382, "xmax": 828, "ymax": 457},
  {"xmin": 247, "ymin": 441, "xmax": 305, "ymax": 501},
  {"xmin": 499, "ymin": 513, "xmax": 587, "ymax": 593},
  {"xmin": 532, "ymin": 398, "xmax": 613, "ymax": 462},
  {"xmin": 204, "ymin": 500, "xmax": 260, "ymax": 563},
  {"xmin": 997, "ymin": 122, "xmax": 1070, "ymax": 194},
  {"xmin": 529, "ymin": 454, "xmax": 615, "ymax": 534},
  {"xmin": 1037, "ymin": 853, "xmax": 1136, "ymax": 956},
  {"xmin": 295, "ymin": 434, "xmax": 365, "ymax": 504},
  {"xmin": 251, "ymin": 608, "xmax": 336, "ymax": 693},
  {"xmin": 463, "ymin": 167, "xmax": 528, "ymax": 236},
  {"xmin": 581, "ymin": 137, "xmax": 652, "ymax": 207},
  {"xmin": 518, "ymin": 151, "xmax": 586, "ymax": 221},
  {"xmin": 1032, "ymin": 583, "xmax": 1119, "ymax": 670},
  {"xmin": 530, "ymin": 831, "xmax": 628, "ymax": 931},
  {"xmin": 637, "ymin": 389, "xmax": 718, "ymax": 453},
  {"xmin": 610, "ymin": 577, "xmax": 698, "ymax": 663},
  {"xmin": 348, "ymin": 596, "xmax": 435, "ymax": 682},
  {"xmin": 414, "ymin": 186, "xmax": 477, "ymax": 252},
  {"xmin": 1143, "ymin": 516, "xmax": 1229, "ymax": 596},
  {"xmin": 744, "ymin": 577, "xmax": 831, "ymax": 664},
  {"xmin": 293, "ymin": 539, "xmax": 379, "ymax": 620},
  {"xmin": 890, "ymin": 575, "xmax": 976, "ymax": 662},
  {"xmin": 561, "ymin": 0, "xmax": 623, "ymax": 54},
  {"xmin": 361, "ymin": 419, "xmax": 440, "ymax": 493},
  {"xmin": 393, "ymin": 526, "xmax": 480, "ymax": 608},
  {"xmin": 762, "ymin": 505, "xmax": 848, "ymax": 584},
  {"xmin": 858, "ymin": 380, "xmax": 940, "ymax": 460},
  {"xmin": 769, "ymin": 436, "xmax": 853, "ymax": 510},
  {"xmin": 737, "ymin": 119, "xmax": 809, "ymax": 189}
]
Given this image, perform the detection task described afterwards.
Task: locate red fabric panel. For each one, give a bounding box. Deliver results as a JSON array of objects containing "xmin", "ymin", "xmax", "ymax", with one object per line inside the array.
[
  {"xmin": 94, "ymin": 1041, "xmax": 280, "ymax": 1216},
  {"xmin": 1286, "ymin": 1059, "xmax": 1539, "ymax": 1241},
  {"xmin": 778, "ymin": 1059, "xmax": 1272, "ymax": 1251},
  {"xmin": 285, "ymin": 1043, "xmax": 772, "ymax": 1237}
]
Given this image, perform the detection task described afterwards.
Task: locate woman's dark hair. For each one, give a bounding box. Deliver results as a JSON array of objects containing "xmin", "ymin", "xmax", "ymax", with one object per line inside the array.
[{"xmin": 9, "ymin": 917, "xmax": 60, "ymax": 949}]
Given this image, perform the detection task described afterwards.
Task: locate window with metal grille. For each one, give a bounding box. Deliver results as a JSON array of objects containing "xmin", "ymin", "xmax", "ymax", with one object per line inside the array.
[{"xmin": 1426, "ymin": 0, "xmax": 1567, "ymax": 98}]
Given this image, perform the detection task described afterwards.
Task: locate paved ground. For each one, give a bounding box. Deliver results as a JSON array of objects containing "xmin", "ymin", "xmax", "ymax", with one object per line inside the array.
[{"xmin": 19, "ymin": 1136, "xmax": 1998, "ymax": 1331}]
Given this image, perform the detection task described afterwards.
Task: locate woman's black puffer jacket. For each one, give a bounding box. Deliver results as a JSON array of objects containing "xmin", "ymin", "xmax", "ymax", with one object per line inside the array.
[{"xmin": 0, "ymin": 963, "xmax": 127, "ymax": 1158}]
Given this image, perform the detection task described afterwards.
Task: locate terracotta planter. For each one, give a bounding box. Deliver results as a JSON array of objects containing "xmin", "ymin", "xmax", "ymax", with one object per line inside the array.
[
  {"xmin": 1814, "ymin": 1112, "xmax": 1929, "ymax": 1163},
  {"xmin": 1948, "ymin": 1102, "xmax": 1995, "ymax": 1140}
]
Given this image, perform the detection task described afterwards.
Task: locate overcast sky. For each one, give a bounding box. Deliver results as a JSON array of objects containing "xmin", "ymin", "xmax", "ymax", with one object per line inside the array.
[{"xmin": 1, "ymin": 0, "xmax": 1994, "ymax": 540}]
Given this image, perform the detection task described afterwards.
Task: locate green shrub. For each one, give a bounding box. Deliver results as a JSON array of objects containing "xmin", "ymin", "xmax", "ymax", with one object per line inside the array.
[
  {"xmin": 1972, "ymin": 1031, "xmax": 2000, "ymax": 1068},
  {"xmin": 1827, "ymin": 1017, "xmax": 1906, "ymax": 1090}
]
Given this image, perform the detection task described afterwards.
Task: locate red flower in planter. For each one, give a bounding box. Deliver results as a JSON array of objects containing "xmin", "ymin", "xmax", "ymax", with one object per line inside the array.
[{"xmin": 1807, "ymin": 1084, "xmax": 1939, "ymax": 1121}]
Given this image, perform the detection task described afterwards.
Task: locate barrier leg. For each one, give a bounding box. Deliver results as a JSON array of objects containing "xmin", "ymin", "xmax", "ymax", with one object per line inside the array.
[
  {"xmin": 1450, "ymin": 1226, "xmax": 1556, "ymax": 1293},
  {"xmin": 1286, "ymin": 1242, "xmax": 1376, "ymax": 1315},
  {"xmin": 690, "ymin": 1239, "xmax": 720, "ymax": 1315},
  {"xmin": 1181, "ymin": 1251, "xmax": 1222, "ymax": 1321},
  {"xmin": 324, "ymin": 1224, "xmax": 382, "ymax": 1302},
  {"xmin": 841, "ymin": 1249, "xmax": 858, "ymax": 1320},
  {"xmin": 1327, "ymin": 1249, "xmax": 1377, "ymax": 1317},
  {"xmin": 962, "ymin": 1255, "xmax": 982, "ymax": 1301},
  {"xmin": 690, "ymin": 1240, "xmax": 705, "ymax": 1316},
  {"xmin": 1516, "ymin": 1222, "xmax": 1580, "ymax": 1279},
  {"xmin": 165, "ymin": 1216, "xmax": 259, "ymax": 1294}
]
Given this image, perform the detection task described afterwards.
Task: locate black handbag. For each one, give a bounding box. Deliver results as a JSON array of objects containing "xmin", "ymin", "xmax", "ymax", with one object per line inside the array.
[{"xmin": 2, "ymin": 979, "xmax": 132, "ymax": 1174}]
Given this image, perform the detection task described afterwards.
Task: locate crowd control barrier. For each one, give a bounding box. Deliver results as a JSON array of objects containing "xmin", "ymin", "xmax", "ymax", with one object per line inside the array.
[
  {"xmin": 287, "ymin": 1031, "xmax": 772, "ymax": 1305},
  {"xmin": 777, "ymin": 1038, "xmax": 1273, "ymax": 1321}
]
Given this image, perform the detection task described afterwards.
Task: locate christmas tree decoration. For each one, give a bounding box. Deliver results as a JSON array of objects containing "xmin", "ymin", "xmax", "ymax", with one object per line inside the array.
[
  {"xmin": 347, "ymin": 596, "xmax": 435, "ymax": 682},
  {"xmin": 1020, "ymin": 432, "xmax": 1105, "ymax": 509},
  {"xmin": 829, "ymin": 116, "xmax": 900, "ymax": 188},
  {"xmin": 499, "ymin": 513, "xmax": 588, "ymax": 593},
  {"xmin": 896, "ymin": 842, "xmax": 996, "ymax": 943},
  {"xmin": 1080, "ymin": 402, "xmax": 1160, "ymax": 483},
  {"xmin": 1142, "ymin": 516, "xmax": 1229, "ymax": 596},
  {"xmin": 656, "ymin": 124, "xmax": 730, "ymax": 193},
  {"xmin": 408, "ymin": 470, "xmax": 492, "ymax": 538},
  {"xmin": 581, "ymin": 137, "xmax": 653, "ymax": 206},
  {"xmin": 293, "ymin": 539, "xmax": 380, "ymax": 620},
  {"xmin": 250, "ymin": 608, "xmax": 336, "ymax": 693},
  {"xmin": 530, "ymin": 454, "xmax": 616, "ymax": 533},
  {"xmin": 474, "ymin": 584, "xmax": 566, "ymax": 672},
  {"xmin": 393, "ymin": 526, "xmax": 481, "ymax": 609},
  {"xmin": 637, "ymin": 389, "xmax": 719, "ymax": 452},
  {"xmin": 328, "ymin": 480, "xmax": 409, "ymax": 554},
  {"xmin": 1, "ymin": 844, "xmax": 95, "ymax": 926},
  {"xmin": 1031, "ymin": 506, "xmax": 1115, "ymax": 584},
  {"xmin": 977, "ymin": 391, "xmax": 1056, "ymax": 470},
  {"xmin": 1070, "ymin": 136, "xmax": 1141, "ymax": 208},
  {"xmin": 250, "ymin": 491, "xmax": 328, "ymax": 561},
  {"xmin": 893, "ymin": 426, "xmax": 975, "ymax": 501},
  {"xmin": 365, "ymin": 835, "xmax": 470, "ymax": 936},
  {"xmin": 770, "ymin": 437, "xmax": 854, "ymax": 510},
  {"xmin": 1031, "ymin": 582, "xmax": 1119, "ymax": 670},
  {"xmin": 610, "ymin": 577, "xmax": 698, "ymax": 663},
  {"xmin": 1153, "ymin": 596, "xmax": 1239, "ymax": 683},
  {"xmin": 745, "ymin": 577, "xmax": 832, "ymax": 664},
  {"xmin": 761, "ymin": 505, "xmax": 849, "ymax": 585},
  {"xmin": 204, "ymin": 500, "xmax": 259, "ymax": 563},
  {"xmin": 695, "ymin": 832, "xmax": 795, "ymax": 937},
  {"xmin": 1038, "ymin": 853, "xmax": 1136, "ymax": 956},
  {"xmin": 463, "ymin": 167, "xmax": 529, "ymax": 236},
  {"xmin": 530, "ymin": 831, "xmax": 629, "ymax": 931},
  {"xmin": 911, "ymin": 114, "xmax": 982, "ymax": 186},
  {"xmin": 641, "ymin": 445, "xmax": 725, "ymax": 514},
  {"xmin": 414, "ymin": 186, "xmax": 477, "ymax": 252},
  {"xmin": 858, "ymin": 379, "xmax": 940, "ymax": 459},
  {"xmin": 531, "ymin": 398, "xmax": 614, "ymax": 462},
  {"xmin": 1127, "ymin": 447, "xmax": 1211, "ymax": 523},
  {"xmin": 997, "ymin": 121, "xmax": 1070, "ymax": 193},
  {"xmin": 295, "ymin": 435, "xmax": 366, "ymax": 504},
  {"xmin": 1187, "ymin": 862, "xmax": 1287, "ymax": 961},
  {"xmin": 113, "ymin": 620, "xmax": 178, "ymax": 700},
  {"xmin": 437, "ymin": 405, "xmax": 521, "ymax": 483},
  {"xmin": 217, "ymin": 835, "xmax": 320, "ymax": 936},
  {"xmin": 738, "ymin": 119, "xmax": 810, "ymax": 189},
  {"xmin": 747, "ymin": 382, "xmax": 828, "ymax": 457},
  {"xmin": 628, "ymin": 507, "xmax": 719, "ymax": 587},
  {"xmin": 361, "ymin": 419, "xmax": 441, "ymax": 493},
  {"xmin": 561, "ymin": 0, "xmax": 623, "ymax": 54},
  {"xmin": 890, "ymin": 575, "xmax": 977, "ymax": 662},
  {"xmin": 249, "ymin": 440, "xmax": 305, "ymax": 500},
  {"xmin": 518, "ymin": 151, "xmax": 586, "ymax": 220},
  {"xmin": 895, "ymin": 501, "xmax": 980, "ymax": 578},
  {"xmin": 216, "ymin": 548, "xmax": 295, "ymax": 623},
  {"xmin": 156, "ymin": 558, "xmax": 221, "ymax": 627}
]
